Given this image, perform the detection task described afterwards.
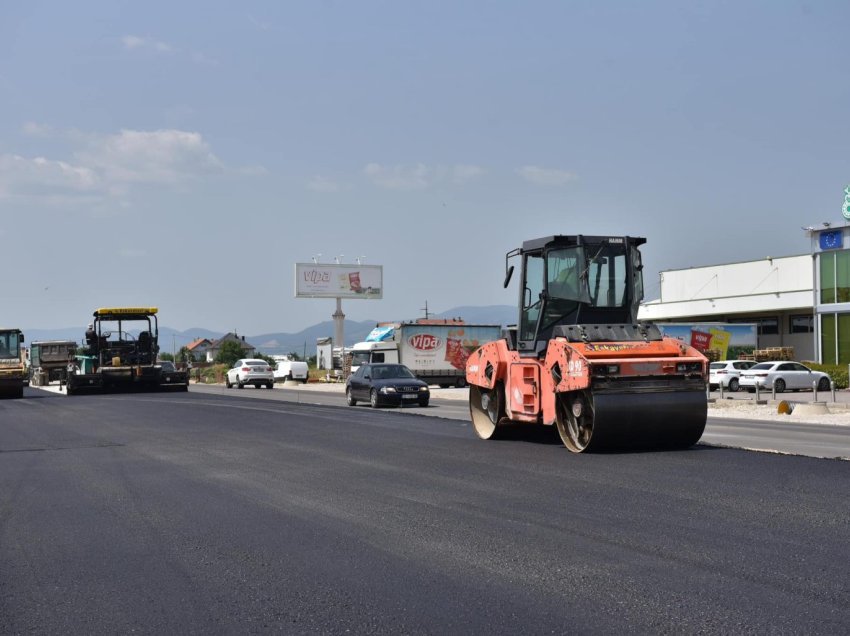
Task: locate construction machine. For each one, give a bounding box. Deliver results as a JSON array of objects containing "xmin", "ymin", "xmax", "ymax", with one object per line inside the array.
[
  {"xmin": 466, "ymin": 235, "xmax": 707, "ymax": 452},
  {"xmin": 0, "ymin": 328, "xmax": 27, "ymax": 398},
  {"xmin": 29, "ymin": 340, "xmax": 77, "ymax": 386},
  {"xmin": 66, "ymin": 307, "xmax": 185, "ymax": 394}
]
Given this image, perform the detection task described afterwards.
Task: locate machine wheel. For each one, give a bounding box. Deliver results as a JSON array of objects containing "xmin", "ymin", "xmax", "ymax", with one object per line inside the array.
[
  {"xmin": 237, "ymin": 376, "xmax": 244, "ymax": 389},
  {"xmin": 225, "ymin": 376, "xmax": 232, "ymax": 388},
  {"xmin": 556, "ymin": 391, "xmax": 594, "ymax": 453},
  {"xmin": 370, "ymin": 389, "xmax": 380, "ymax": 408},
  {"xmin": 469, "ymin": 384, "xmax": 505, "ymax": 440},
  {"xmin": 773, "ymin": 378, "xmax": 786, "ymax": 393},
  {"xmin": 346, "ymin": 388, "xmax": 356, "ymax": 406},
  {"xmin": 817, "ymin": 377, "xmax": 830, "ymax": 392},
  {"xmin": 728, "ymin": 378, "xmax": 740, "ymax": 392}
]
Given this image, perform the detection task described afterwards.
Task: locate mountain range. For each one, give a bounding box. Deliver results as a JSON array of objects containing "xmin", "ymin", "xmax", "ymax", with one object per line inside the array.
[{"xmin": 23, "ymin": 305, "xmax": 516, "ymax": 356}]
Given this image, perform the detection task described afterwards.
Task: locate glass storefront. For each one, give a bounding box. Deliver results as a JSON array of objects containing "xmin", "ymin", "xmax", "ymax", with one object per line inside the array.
[{"xmin": 816, "ymin": 242, "xmax": 850, "ymax": 364}]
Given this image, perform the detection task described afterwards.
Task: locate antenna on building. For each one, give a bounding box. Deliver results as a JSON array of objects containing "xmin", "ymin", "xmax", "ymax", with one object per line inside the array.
[
  {"xmin": 421, "ymin": 301, "xmax": 430, "ymax": 319},
  {"xmin": 356, "ymin": 255, "xmax": 366, "ymax": 264},
  {"xmin": 312, "ymin": 253, "xmax": 322, "ymax": 263},
  {"xmin": 334, "ymin": 254, "xmax": 344, "ymax": 264}
]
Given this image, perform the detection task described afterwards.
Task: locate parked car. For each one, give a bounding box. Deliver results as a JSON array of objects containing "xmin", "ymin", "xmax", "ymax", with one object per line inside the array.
[
  {"xmin": 708, "ymin": 360, "xmax": 757, "ymax": 392},
  {"xmin": 225, "ymin": 358, "xmax": 274, "ymax": 389},
  {"xmin": 346, "ymin": 363, "xmax": 430, "ymax": 408},
  {"xmin": 738, "ymin": 361, "xmax": 832, "ymax": 393},
  {"xmin": 273, "ymin": 359, "xmax": 309, "ymax": 383}
]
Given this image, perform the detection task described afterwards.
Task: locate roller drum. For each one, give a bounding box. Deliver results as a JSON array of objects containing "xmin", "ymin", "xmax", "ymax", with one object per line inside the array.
[{"xmin": 557, "ymin": 387, "xmax": 707, "ymax": 452}]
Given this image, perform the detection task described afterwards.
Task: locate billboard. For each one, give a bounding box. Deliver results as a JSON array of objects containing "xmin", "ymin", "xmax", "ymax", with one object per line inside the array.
[
  {"xmin": 656, "ymin": 323, "xmax": 757, "ymax": 360},
  {"xmin": 294, "ymin": 263, "xmax": 383, "ymax": 299}
]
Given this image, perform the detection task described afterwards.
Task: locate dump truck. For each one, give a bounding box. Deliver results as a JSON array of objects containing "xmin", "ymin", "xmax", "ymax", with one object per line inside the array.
[
  {"xmin": 0, "ymin": 328, "xmax": 27, "ymax": 398},
  {"xmin": 350, "ymin": 320, "xmax": 502, "ymax": 387},
  {"xmin": 466, "ymin": 235, "xmax": 708, "ymax": 452},
  {"xmin": 29, "ymin": 340, "xmax": 77, "ymax": 386},
  {"xmin": 66, "ymin": 307, "xmax": 187, "ymax": 394}
]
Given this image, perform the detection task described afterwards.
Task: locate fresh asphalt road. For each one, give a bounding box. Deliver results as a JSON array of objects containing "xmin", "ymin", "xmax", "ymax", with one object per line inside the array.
[
  {"xmin": 193, "ymin": 383, "xmax": 850, "ymax": 460},
  {"xmin": 2, "ymin": 388, "xmax": 849, "ymax": 634}
]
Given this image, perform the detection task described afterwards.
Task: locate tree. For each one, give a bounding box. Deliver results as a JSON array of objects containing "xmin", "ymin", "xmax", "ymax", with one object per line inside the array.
[
  {"xmin": 177, "ymin": 346, "xmax": 192, "ymax": 365},
  {"xmin": 160, "ymin": 352, "xmax": 175, "ymax": 362},
  {"xmin": 215, "ymin": 340, "xmax": 244, "ymax": 367}
]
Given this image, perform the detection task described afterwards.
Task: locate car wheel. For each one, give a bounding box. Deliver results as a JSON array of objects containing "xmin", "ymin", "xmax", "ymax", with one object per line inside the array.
[
  {"xmin": 817, "ymin": 377, "xmax": 831, "ymax": 392},
  {"xmin": 346, "ymin": 388, "xmax": 356, "ymax": 406},
  {"xmin": 370, "ymin": 389, "xmax": 379, "ymax": 408},
  {"xmin": 455, "ymin": 377, "xmax": 467, "ymax": 388},
  {"xmin": 237, "ymin": 376, "xmax": 244, "ymax": 389},
  {"xmin": 773, "ymin": 378, "xmax": 786, "ymax": 393},
  {"xmin": 418, "ymin": 397, "xmax": 429, "ymax": 407},
  {"xmin": 728, "ymin": 378, "xmax": 739, "ymax": 392},
  {"xmin": 225, "ymin": 376, "xmax": 232, "ymax": 388}
]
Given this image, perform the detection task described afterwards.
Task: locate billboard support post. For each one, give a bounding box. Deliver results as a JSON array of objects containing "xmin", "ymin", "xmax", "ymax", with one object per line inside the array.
[{"xmin": 333, "ymin": 297, "xmax": 345, "ymax": 363}]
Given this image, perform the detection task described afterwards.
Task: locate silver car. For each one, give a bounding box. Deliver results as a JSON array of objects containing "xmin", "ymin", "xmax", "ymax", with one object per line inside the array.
[
  {"xmin": 739, "ymin": 361, "xmax": 831, "ymax": 393},
  {"xmin": 708, "ymin": 360, "xmax": 756, "ymax": 392},
  {"xmin": 225, "ymin": 358, "xmax": 274, "ymax": 389}
]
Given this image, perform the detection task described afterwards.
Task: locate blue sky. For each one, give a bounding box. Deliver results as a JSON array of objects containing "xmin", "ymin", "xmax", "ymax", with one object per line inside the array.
[{"xmin": 2, "ymin": 1, "xmax": 849, "ymax": 338}]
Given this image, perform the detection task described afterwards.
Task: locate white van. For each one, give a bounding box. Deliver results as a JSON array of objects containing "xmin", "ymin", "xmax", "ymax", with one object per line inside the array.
[{"xmin": 273, "ymin": 359, "xmax": 309, "ymax": 383}]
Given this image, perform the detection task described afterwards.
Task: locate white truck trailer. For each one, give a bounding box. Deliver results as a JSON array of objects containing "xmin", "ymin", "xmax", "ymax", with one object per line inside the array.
[{"xmin": 350, "ymin": 321, "xmax": 501, "ymax": 387}]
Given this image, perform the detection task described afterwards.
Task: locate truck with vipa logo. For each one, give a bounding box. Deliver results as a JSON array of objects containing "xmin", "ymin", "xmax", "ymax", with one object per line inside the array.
[
  {"xmin": 66, "ymin": 307, "xmax": 187, "ymax": 394},
  {"xmin": 0, "ymin": 328, "xmax": 27, "ymax": 398},
  {"xmin": 349, "ymin": 320, "xmax": 502, "ymax": 388}
]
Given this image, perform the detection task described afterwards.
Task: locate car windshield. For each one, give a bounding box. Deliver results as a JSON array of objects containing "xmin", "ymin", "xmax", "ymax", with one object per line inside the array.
[
  {"xmin": 710, "ymin": 363, "xmax": 726, "ymax": 369},
  {"xmin": 372, "ymin": 365, "xmax": 415, "ymax": 380},
  {"xmin": 160, "ymin": 362, "xmax": 175, "ymax": 371},
  {"xmin": 751, "ymin": 363, "xmax": 774, "ymax": 370},
  {"xmin": 246, "ymin": 361, "xmax": 266, "ymax": 366}
]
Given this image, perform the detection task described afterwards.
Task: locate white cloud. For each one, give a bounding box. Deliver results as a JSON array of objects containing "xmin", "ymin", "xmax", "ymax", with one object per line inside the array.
[
  {"xmin": 0, "ymin": 154, "xmax": 99, "ymax": 198},
  {"xmin": 0, "ymin": 128, "xmax": 228, "ymax": 202},
  {"xmin": 122, "ymin": 35, "xmax": 173, "ymax": 53},
  {"xmin": 363, "ymin": 163, "xmax": 484, "ymax": 190},
  {"xmin": 75, "ymin": 129, "xmax": 223, "ymax": 185},
  {"xmin": 451, "ymin": 164, "xmax": 485, "ymax": 183},
  {"xmin": 517, "ymin": 165, "xmax": 578, "ymax": 186},
  {"xmin": 364, "ymin": 163, "xmax": 430, "ymax": 190},
  {"xmin": 307, "ymin": 176, "xmax": 340, "ymax": 192}
]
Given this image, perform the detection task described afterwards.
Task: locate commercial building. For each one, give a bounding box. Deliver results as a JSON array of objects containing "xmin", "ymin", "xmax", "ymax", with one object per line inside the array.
[
  {"xmin": 807, "ymin": 225, "xmax": 850, "ymax": 364},
  {"xmin": 638, "ymin": 254, "xmax": 815, "ymax": 360},
  {"xmin": 638, "ymin": 224, "xmax": 850, "ymax": 365}
]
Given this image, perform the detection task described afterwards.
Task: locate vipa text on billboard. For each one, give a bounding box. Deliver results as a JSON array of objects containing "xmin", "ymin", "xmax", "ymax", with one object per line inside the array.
[{"xmin": 294, "ymin": 263, "xmax": 383, "ymax": 299}]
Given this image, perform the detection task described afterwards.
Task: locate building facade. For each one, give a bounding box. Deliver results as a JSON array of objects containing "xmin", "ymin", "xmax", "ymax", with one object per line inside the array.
[
  {"xmin": 638, "ymin": 254, "xmax": 816, "ymax": 361},
  {"xmin": 808, "ymin": 225, "xmax": 850, "ymax": 364}
]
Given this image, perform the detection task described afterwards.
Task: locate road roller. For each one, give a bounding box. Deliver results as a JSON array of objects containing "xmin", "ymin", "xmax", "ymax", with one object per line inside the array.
[{"xmin": 466, "ymin": 235, "xmax": 707, "ymax": 452}]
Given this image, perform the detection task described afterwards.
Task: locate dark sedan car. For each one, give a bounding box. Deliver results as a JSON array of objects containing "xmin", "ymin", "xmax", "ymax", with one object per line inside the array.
[{"xmin": 346, "ymin": 363, "xmax": 430, "ymax": 408}]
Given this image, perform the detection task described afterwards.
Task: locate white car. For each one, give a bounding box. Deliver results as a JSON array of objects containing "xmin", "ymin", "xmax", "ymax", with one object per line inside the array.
[
  {"xmin": 225, "ymin": 358, "xmax": 274, "ymax": 389},
  {"xmin": 708, "ymin": 360, "xmax": 756, "ymax": 392},
  {"xmin": 273, "ymin": 359, "xmax": 309, "ymax": 383},
  {"xmin": 738, "ymin": 361, "xmax": 832, "ymax": 393}
]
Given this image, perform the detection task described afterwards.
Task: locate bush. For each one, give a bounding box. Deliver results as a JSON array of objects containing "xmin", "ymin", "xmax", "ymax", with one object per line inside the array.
[{"xmin": 802, "ymin": 362, "xmax": 849, "ymax": 390}]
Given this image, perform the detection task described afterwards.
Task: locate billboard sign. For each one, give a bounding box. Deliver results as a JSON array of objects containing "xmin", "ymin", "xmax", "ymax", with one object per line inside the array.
[{"xmin": 295, "ymin": 263, "xmax": 383, "ymax": 299}]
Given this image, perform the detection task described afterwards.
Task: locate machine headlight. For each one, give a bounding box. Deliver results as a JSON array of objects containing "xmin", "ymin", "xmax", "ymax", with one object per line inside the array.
[{"xmin": 677, "ymin": 362, "xmax": 702, "ymax": 373}]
